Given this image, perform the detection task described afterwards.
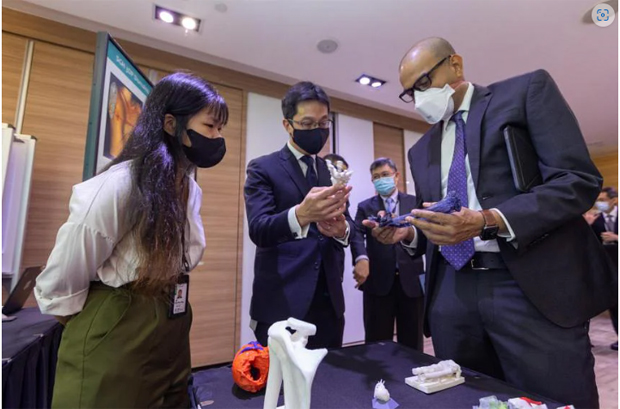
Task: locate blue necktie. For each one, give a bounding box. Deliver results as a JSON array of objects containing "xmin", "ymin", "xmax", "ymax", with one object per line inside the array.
[
  {"xmin": 301, "ymin": 155, "xmax": 318, "ymax": 187},
  {"xmin": 441, "ymin": 111, "xmax": 475, "ymax": 270},
  {"xmin": 386, "ymin": 197, "xmax": 396, "ymax": 215}
]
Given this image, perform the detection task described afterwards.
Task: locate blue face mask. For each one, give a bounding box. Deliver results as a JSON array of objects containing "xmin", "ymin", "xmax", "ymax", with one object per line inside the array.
[{"xmin": 373, "ymin": 176, "xmax": 396, "ymax": 196}]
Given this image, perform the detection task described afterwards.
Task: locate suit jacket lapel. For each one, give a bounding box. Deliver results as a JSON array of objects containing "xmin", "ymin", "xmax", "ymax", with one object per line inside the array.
[
  {"xmin": 279, "ymin": 145, "xmax": 310, "ymax": 196},
  {"xmin": 465, "ymin": 84, "xmax": 492, "ymax": 190},
  {"xmin": 426, "ymin": 126, "xmax": 443, "ymax": 202}
]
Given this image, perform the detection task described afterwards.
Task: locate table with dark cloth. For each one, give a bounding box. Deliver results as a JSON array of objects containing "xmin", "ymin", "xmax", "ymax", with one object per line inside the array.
[
  {"xmin": 190, "ymin": 341, "xmax": 565, "ymax": 408},
  {"xmin": 2, "ymin": 307, "xmax": 63, "ymax": 409}
]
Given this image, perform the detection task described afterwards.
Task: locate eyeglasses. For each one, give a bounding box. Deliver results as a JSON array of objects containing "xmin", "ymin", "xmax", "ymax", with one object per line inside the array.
[
  {"xmin": 371, "ymin": 172, "xmax": 396, "ymax": 181},
  {"xmin": 399, "ymin": 55, "xmax": 452, "ymax": 103},
  {"xmin": 287, "ymin": 118, "xmax": 333, "ymax": 130}
]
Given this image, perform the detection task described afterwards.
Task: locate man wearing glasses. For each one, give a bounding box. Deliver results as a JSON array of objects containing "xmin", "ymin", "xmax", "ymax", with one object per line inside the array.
[
  {"xmin": 244, "ymin": 82, "xmax": 352, "ymax": 348},
  {"xmin": 351, "ymin": 158, "xmax": 425, "ymax": 351},
  {"xmin": 364, "ymin": 37, "xmax": 614, "ymax": 408}
]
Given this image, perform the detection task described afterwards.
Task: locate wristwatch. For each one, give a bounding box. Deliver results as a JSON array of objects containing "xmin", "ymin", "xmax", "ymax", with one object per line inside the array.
[{"xmin": 479, "ymin": 209, "xmax": 499, "ymax": 241}]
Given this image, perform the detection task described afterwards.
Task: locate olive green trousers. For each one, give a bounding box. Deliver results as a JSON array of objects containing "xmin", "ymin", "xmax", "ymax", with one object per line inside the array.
[{"xmin": 52, "ymin": 282, "xmax": 192, "ymax": 408}]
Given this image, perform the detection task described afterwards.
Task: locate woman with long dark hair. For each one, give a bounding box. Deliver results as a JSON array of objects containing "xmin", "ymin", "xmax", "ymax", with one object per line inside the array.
[{"xmin": 34, "ymin": 72, "xmax": 228, "ymax": 408}]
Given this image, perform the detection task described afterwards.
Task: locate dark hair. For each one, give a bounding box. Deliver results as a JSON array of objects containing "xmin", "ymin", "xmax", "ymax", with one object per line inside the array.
[
  {"xmin": 281, "ymin": 81, "xmax": 330, "ymax": 119},
  {"xmin": 106, "ymin": 72, "xmax": 228, "ymax": 294},
  {"xmin": 323, "ymin": 153, "xmax": 348, "ymax": 169},
  {"xmin": 370, "ymin": 157, "xmax": 398, "ymax": 173},
  {"xmin": 602, "ymin": 186, "xmax": 618, "ymax": 199}
]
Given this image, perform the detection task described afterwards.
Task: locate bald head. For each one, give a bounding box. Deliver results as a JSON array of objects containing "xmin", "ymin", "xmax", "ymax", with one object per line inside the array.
[
  {"xmin": 400, "ymin": 37, "xmax": 456, "ymax": 67},
  {"xmin": 398, "ymin": 37, "xmax": 464, "ymax": 93}
]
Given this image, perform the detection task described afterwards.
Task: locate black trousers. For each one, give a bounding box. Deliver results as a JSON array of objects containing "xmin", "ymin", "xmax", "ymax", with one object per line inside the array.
[
  {"xmin": 428, "ymin": 261, "xmax": 598, "ymax": 409},
  {"xmin": 363, "ymin": 274, "xmax": 424, "ymax": 351},
  {"xmin": 254, "ymin": 268, "xmax": 344, "ymax": 349}
]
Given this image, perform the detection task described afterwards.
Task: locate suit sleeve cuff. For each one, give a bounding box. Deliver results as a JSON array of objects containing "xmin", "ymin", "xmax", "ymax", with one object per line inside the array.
[
  {"xmin": 333, "ymin": 222, "xmax": 350, "ymax": 246},
  {"xmin": 400, "ymin": 226, "xmax": 419, "ymax": 255},
  {"xmin": 288, "ymin": 206, "xmax": 310, "ymax": 239},
  {"xmin": 355, "ymin": 255, "xmax": 369, "ymax": 264},
  {"xmin": 492, "ymin": 208, "xmax": 517, "ymax": 242}
]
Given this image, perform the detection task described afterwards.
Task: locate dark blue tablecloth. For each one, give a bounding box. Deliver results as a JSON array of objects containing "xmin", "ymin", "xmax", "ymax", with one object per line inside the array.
[
  {"xmin": 2, "ymin": 308, "xmax": 63, "ymax": 409},
  {"xmin": 190, "ymin": 341, "xmax": 565, "ymax": 408}
]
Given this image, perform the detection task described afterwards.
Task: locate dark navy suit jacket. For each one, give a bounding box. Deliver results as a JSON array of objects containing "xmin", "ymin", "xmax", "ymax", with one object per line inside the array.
[
  {"xmin": 407, "ymin": 70, "xmax": 616, "ymax": 331},
  {"xmin": 351, "ymin": 192, "xmax": 424, "ymax": 297},
  {"xmin": 244, "ymin": 145, "xmax": 350, "ymax": 323}
]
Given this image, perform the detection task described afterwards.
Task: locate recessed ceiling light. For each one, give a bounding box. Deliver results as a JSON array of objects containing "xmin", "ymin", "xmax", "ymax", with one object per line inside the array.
[
  {"xmin": 154, "ymin": 5, "xmax": 201, "ymax": 32},
  {"xmin": 159, "ymin": 10, "xmax": 174, "ymax": 23},
  {"xmin": 356, "ymin": 74, "xmax": 386, "ymax": 88},
  {"xmin": 181, "ymin": 17, "xmax": 198, "ymax": 30}
]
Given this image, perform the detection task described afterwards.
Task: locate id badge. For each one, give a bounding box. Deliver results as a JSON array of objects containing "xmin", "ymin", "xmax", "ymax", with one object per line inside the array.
[{"xmin": 169, "ymin": 273, "xmax": 189, "ymax": 318}]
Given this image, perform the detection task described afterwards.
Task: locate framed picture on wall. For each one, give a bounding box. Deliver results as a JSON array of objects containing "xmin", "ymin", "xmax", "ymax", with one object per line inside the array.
[{"xmin": 83, "ymin": 32, "xmax": 153, "ymax": 180}]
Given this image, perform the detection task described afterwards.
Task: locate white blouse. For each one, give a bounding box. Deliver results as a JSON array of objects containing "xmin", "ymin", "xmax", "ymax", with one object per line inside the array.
[{"xmin": 34, "ymin": 161, "xmax": 206, "ymax": 316}]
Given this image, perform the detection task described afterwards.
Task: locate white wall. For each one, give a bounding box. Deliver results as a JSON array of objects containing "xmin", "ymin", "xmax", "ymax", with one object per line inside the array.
[
  {"xmin": 240, "ymin": 93, "xmax": 290, "ymax": 346},
  {"xmin": 240, "ymin": 95, "xmax": 376, "ymax": 346},
  {"xmin": 403, "ymin": 129, "xmax": 424, "ymax": 196},
  {"xmin": 335, "ymin": 114, "xmax": 376, "ymax": 344}
]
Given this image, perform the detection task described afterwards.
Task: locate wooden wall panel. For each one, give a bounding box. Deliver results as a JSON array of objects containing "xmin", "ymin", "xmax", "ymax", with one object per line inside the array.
[
  {"xmin": 20, "ymin": 42, "xmax": 93, "ymax": 269},
  {"xmin": 191, "ymin": 85, "xmax": 244, "ymax": 366},
  {"xmin": 592, "ymin": 150, "xmax": 619, "ymax": 190},
  {"xmin": 373, "ymin": 123, "xmax": 406, "ymax": 193},
  {"xmin": 2, "ymin": 32, "xmax": 27, "ymax": 126}
]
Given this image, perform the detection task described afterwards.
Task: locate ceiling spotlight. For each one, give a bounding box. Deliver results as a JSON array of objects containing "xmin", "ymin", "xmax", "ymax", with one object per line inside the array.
[
  {"xmin": 356, "ymin": 74, "xmax": 386, "ymax": 89},
  {"xmin": 182, "ymin": 17, "xmax": 198, "ymax": 30},
  {"xmin": 154, "ymin": 5, "xmax": 201, "ymax": 32},
  {"xmin": 159, "ymin": 10, "xmax": 174, "ymax": 23}
]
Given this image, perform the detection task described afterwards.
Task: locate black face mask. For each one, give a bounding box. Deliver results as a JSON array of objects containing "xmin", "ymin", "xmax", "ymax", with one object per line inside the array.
[
  {"xmin": 292, "ymin": 127, "xmax": 329, "ymax": 155},
  {"xmin": 182, "ymin": 129, "xmax": 226, "ymax": 168}
]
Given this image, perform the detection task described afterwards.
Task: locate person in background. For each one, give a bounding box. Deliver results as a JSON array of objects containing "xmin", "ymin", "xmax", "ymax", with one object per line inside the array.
[
  {"xmin": 365, "ymin": 37, "xmax": 615, "ymax": 408},
  {"xmin": 351, "ymin": 157, "xmax": 425, "ymax": 351},
  {"xmin": 35, "ymin": 73, "xmax": 228, "ymax": 408},
  {"xmin": 590, "ymin": 186, "xmax": 619, "ymax": 350},
  {"xmin": 323, "ymin": 153, "xmax": 349, "ymax": 170},
  {"xmin": 244, "ymin": 82, "xmax": 352, "ymax": 349}
]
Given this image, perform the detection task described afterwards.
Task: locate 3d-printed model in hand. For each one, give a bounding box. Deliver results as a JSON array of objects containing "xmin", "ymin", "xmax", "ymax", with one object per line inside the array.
[
  {"xmin": 369, "ymin": 191, "xmax": 462, "ymax": 228},
  {"xmin": 405, "ymin": 360, "xmax": 465, "ymax": 394},
  {"xmin": 325, "ymin": 159, "xmax": 353, "ymax": 186},
  {"xmin": 263, "ymin": 318, "xmax": 328, "ymax": 409}
]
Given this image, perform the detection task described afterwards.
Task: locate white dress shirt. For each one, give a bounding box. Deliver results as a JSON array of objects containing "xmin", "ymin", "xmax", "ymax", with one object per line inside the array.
[
  {"xmin": 34, "ymin": 161, "xmax": 206, "ymax": 316},
  {"xmin": 404, "ymin": 83, "xmax": 516, "ymax": 251},
  {"xmin": 286, "ymin": 141, "xmax": 350, "ymax": 245}
]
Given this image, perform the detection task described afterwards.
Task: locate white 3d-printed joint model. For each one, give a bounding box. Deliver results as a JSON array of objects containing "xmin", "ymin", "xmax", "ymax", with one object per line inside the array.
[
  {"xmin": 263, "ymin": 318, "xmax": 328, "ymax": 409},
  {"xmin": 405, "ymin": 360, "xmax": 465, "ymax": 394},
  {"xmin": 325, "ymin": 159, "xmax": 353, "ymax": 186}
]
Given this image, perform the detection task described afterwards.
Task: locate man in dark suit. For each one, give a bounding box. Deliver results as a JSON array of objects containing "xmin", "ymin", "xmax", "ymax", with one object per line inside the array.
[
  {"xmin": 364, "ymin": 37, "xmax": 615, "ymax": 408},
  {"xmin": 244, "ymin": 82, "xmax": 352, "ymax": 349},
  {"xmin": 590, "ymin": 186, "xmax": 618, "ymax": 350},
  {"xmin": 351, "ymin": 157, "xmax": 425, "ymax": 351}
]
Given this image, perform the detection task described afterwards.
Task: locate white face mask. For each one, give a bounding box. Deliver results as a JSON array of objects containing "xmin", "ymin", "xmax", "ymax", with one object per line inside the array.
[
  {"xmin": 595, "ymin": 201, "xmax": 611, "ymax": 212},
  {"xmin": 414, "ymin": 84, "xmax": 455, "ymax": 124}
]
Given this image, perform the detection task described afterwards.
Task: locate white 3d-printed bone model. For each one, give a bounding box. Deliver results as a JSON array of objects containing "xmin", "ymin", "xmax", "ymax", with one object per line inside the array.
[
  {"xmin": 405, "ymin": 360, "xmax": 465, "ymax": 394},
  {"xmin": 325, "ymin": 159, "xmax": 353, "ymax": 186},
  {"xmin": 263, "ymin": 318, "xmax": 328, "ymax": 409}
]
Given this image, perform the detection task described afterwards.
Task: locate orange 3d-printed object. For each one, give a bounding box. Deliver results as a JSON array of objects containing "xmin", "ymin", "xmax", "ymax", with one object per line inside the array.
[{"xmin": 232, "ymin": 341, "xmax": 269, "ymax": 393}]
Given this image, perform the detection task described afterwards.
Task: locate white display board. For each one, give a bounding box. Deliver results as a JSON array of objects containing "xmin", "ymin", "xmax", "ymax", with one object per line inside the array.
[{"xmin": 2, "ymin": 126, "xmax": 37, "ymax": 289}]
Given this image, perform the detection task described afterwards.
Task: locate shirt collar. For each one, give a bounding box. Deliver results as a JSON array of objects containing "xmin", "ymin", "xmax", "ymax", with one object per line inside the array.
[
  {"xmin": 287, "ymin": 141, "xmax": 311, "ymax": 161},
  {"xmin": 443, "ymin": 82, "xmax": 474, "ymax": 132}
]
